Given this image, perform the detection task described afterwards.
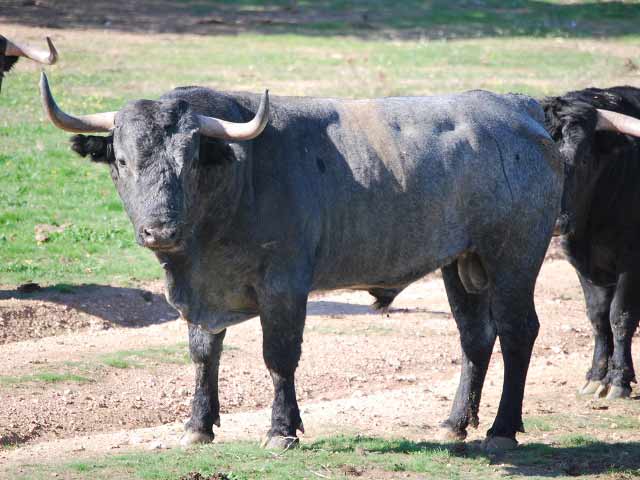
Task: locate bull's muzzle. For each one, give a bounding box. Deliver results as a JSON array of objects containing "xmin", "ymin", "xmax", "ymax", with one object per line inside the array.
[{"xmin": 139, "ymin": 224, "xmax": 182, "ymax": 251}]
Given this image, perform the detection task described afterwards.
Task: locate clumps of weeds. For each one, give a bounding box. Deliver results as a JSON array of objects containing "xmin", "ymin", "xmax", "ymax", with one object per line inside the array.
[{"xmin": 179, "ymin": 473, "xmax": 235, "ymax": 480}]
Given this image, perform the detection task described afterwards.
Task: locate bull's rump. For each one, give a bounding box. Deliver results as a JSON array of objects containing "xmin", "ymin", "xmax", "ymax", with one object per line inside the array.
[{"xmin": 280, "ymin": 91, "xmax": 559, "ymax": 290}]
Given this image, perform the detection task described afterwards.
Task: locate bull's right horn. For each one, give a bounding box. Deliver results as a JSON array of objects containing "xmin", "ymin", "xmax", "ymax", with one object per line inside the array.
[
  {"xmin": 596, "ymin": 109, "xmax": 640, "ymax": 138},
  {"xmin": 40, "ymin": 72, "xmax": 115, "ymax": 133},
  {"xmin": 4, "ymin": 36, "xmax": 58, "ymax": 65},
  {"xmin": 197, "ymin": 90, "xmax": 269, "ymax": 141}
]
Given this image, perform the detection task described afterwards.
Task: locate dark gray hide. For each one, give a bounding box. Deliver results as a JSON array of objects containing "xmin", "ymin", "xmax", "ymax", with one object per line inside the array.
[{"xmin": 72, "ymin": 88, "xmax": 562, "ymax": 447}]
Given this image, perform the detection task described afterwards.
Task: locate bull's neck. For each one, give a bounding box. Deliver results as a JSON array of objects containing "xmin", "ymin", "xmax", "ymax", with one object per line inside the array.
[
  {"xmin": 199, "ymin": 156, "xmax": 251, "ymax": 240},
  {"xmin": 157, "ymin": 150, "xmax": 255, "ymax": 314}
]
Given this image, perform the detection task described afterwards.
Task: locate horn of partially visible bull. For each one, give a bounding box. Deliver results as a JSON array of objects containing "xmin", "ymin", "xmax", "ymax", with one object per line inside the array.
[
  {"xmin": 596, "ymin": 109, "xmax": 640, "ymax": 137},
  {"xmin": 2, "ymin": 35, "xmax": 58, "ymax": 65},
  {"xmin": 1, "ymin": 35, "xmax": 57, "ymax": 93},
  {"xmin": 40, "ymin": 71, "xmax": 270, "ymax": 141}
]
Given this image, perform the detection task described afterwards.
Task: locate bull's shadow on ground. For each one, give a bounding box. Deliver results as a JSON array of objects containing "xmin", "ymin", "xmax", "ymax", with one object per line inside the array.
[
  {"xmin": 0, "ymin": 284, "xmax": 179, "ymax": 328},
  {"xmin": 2, "ymin": 0, "xmax": 640, "ymax": 40},
  {"xmin": 495, "ymin": 441, "xmax": 640, "ymax": 477},
  {"xmin": 307, "ymin": 300, "xmax": 450, "ymax": 317},
  {"xmin": 0, "ymin": 284, "xmax": 432, "ymax": 328},
  {"xmin": 312, "ymin": 437, "xmax": 640, "ymax": 477}
]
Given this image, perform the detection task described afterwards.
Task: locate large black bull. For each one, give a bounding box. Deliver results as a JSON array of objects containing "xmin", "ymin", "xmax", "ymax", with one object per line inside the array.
[
  {"xmin": 0, "ymin": 35, "xmax": 57, "ymax": 93},
  {"xmin": 542, "ymin": 87, "xmax": 640, "ymax": 400},
  {"xmin": 40, "ymin": 72, "xmax": 562, "ymax": 451}
]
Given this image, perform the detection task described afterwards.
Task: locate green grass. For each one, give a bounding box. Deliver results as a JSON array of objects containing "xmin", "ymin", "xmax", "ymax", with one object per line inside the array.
[
  {"xmin": 525, "ymin": 413, "xmax": 640, "ymax": 434},
  {"xmin": 96, "ymin": 343, "xmax": 238, "ymax": 369},
  {"xmin": 0, "ymin": 343, "xmax": 240, "ymax": 385},
  {"xmin": 558, "ymin": 434, "xmax": 598, "ymax": 447},
  {"xmin": 0, "ymin": 371, "xmax": 93, "ymax": 386},
  {"xmin": 12, "ymin": 434, "xmax": 640, "ymax": 480},
  {"xmin": 307, "ymin": 323, "xmax": 393, "ymax": 335},
  {"xmin": 0, "ymin": 344, "xmax": 198, "ymax": 385},
  {"xmin": 27, "ymin": 0, "xmax": 640, "ymax": 38},
  {"xmin": 2, "ymin": 1, "xmax": 640, "ymax": 286},
  {"xmin": 98, "ymin": 344, "xmax": 191, "ymax": 369},
  {"xmin": 524, "ymin": 416, "xmax": 557, "ymax": 433}
]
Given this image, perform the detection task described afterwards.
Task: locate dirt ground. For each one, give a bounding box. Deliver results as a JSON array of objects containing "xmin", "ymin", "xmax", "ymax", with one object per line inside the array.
[{"xmin": 1, "ymin": 241, "xmax": 639, "ymax": 475}]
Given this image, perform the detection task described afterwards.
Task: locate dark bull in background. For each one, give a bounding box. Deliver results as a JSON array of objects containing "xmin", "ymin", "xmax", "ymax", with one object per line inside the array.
[
  {"xmin": 0, "ymin": 35, "xmax": 57, "ymax": 93},
  {"xmin": 543, "ymin": 87, "xmax": 640, "ymax": 401},
  {"xmin": 40, "ymin": 71, "xmax": 564, "ymax": 452}
]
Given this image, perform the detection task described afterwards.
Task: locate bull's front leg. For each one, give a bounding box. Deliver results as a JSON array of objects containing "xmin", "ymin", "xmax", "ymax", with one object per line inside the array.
[
  {"xmin": 257, "ymin": 285, "xmax": 307, "ymax": 450},
  {"xmin": 181, "ymin": 323, "xmax": 226, "ymax": 445},
  {"xmin": 606, "ymin": 266, "xmax": 640, "ymax": 399}
]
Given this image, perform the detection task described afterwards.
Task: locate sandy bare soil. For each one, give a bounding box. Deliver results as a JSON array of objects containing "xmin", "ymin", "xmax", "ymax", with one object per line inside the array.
[{"xmin": 1, "ymin": 245, "xmax": 639, "ymax": 475}]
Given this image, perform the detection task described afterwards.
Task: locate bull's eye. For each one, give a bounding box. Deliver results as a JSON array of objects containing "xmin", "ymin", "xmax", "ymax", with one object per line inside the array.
[{"xmin": 117, "ymin": 158, "xmax": 126, "ymax": 168}]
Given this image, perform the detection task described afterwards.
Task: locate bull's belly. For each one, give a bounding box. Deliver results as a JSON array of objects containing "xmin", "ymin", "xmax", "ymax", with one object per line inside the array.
[{"xmin": 310, "ymin": 226, "xmax": 469, "ymax": 291}]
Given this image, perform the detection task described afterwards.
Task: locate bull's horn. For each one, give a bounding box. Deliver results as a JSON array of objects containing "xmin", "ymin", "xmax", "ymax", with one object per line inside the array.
[
  {"xmin": 5, "ymin": 36, "xmax": 58, "ymax": 65},
  {"xmin": 596, "ymin": 109, "xmax": 640, "ymax": 137},
  {"xmin": 40, "ymin": 72, "xmax": 115, "ymax": 133},
  {"xmin": 197, "ymin": 90, "xmax": 269, "ymax": 141}
]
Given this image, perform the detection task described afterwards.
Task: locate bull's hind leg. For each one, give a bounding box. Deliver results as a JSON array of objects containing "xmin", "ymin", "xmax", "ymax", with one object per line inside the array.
[
  {"xmin": 577, "ymin": 274, "xmax": 614, "ymax": 396},
  {"xmin": 182, "ymin": 324, "xmax": 226, "ymax": 446},
  {"xmin": 483, "ymin": 267, "xmax": 541, "ymax": 452},
  {"xmin": 441, "ymin": 260, "xmax": 495, "ymax": 441},
  {"xmin": 257, "ymin": 285, "xmax": 307, "ymax": 450}
]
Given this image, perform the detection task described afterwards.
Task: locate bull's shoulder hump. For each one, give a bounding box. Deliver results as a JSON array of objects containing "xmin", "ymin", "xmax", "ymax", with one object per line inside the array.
[{"xmin": 456, "ymin": 90, "xmax": 544, "ymax": 122}]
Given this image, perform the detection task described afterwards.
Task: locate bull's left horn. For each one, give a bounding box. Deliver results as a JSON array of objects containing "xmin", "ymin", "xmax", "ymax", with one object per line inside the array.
[
  {"xmin": 5, "ymin": 36, "xmax": 58, "ymax": 65},
  {"xmin": 197, "ymin": 90, "xmax": 269, "ymax": 141},
  {"xmin": 40, "ymin": 72, "xmax": 115, "ymax": 133},
  {"xmin": 596, "ymin": 109, "xmax": 640, "ymax": 137}
]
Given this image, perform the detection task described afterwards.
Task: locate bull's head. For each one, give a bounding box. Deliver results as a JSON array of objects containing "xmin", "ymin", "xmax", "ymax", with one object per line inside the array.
[
  {"xmin": 547, "ymin": 102, "xmax": 640, "ymax": 237},
  {"xmin": 0, "ymin": 35, "xmax": 57, "ymax": 93},
  {"xmin": 39, "ymin": 72, "xmax": 269, "ymax": 252}
]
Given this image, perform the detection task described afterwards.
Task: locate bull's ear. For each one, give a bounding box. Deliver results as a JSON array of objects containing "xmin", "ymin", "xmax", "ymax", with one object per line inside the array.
[
  {"xmin": 2, "ymin": 56, "xmax": 19, "ymax": 72},
  {"xmin": 70, "ymin": 134, "xmax": 114, "ymax": 164},
  {"xmin": 199, "ymin": 136, "xmax": 235, "ymax": 166}
]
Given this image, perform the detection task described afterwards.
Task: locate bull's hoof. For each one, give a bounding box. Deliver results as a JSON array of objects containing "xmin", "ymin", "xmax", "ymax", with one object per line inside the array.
[
  {"xmin": 180, "ymin": 430, "xmax": 215, "ymax": 447},
  {"xmin": 578, "ymin": 380, "xmax": 601, "ymax": 396},
  {"xmin": 438, "ymin": 422, "xmax": 467, "ymax": 442},
  {"xmin": 482, "ymin": 436, "xmax": 518, "ymax": 453},
  {"xmin": 594, "ymin": 383, "xmax": 609, "ymax": 398},
  {"xmin": 260, "ymin": 435, "xmax": 299, "ymax": 451},
  {"xmin": 606, "ymin": 385, "xmax": 632, "ymax": 400}
]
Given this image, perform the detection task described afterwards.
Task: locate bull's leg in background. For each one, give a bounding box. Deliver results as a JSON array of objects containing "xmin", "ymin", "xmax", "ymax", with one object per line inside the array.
[
  {"xmin": 606, "ymin": 266, "xmax": 640, "ymax": 399},
  {"xmin": 258, "ymin": 287, "xmax": 307, "ymax": 449},
  {"xmin": 440, "ymin": 261, "xmax": 495, "ymax": 441},
  {"xmin": 577, "ymin": 273, "xmax": 614, "ymax": 396},
  {"xmin": 181, "ymin": 324, "xmax": 226, "ymax": 445}
]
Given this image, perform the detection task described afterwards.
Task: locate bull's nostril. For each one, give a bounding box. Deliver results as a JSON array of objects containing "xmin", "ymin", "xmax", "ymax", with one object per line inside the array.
[
  {"xmin": 141, "ymin": 227, "xmax": 158, "ymax": 244},
  {"xmin": 139, "ymin": 225, "xmax": 180, "ymax": 249}
]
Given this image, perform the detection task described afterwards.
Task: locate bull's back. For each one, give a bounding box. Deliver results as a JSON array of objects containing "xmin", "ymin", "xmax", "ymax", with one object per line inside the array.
[{"xmin": 292, "ymin": 91, "xmax": 559, "ymax": 289}]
